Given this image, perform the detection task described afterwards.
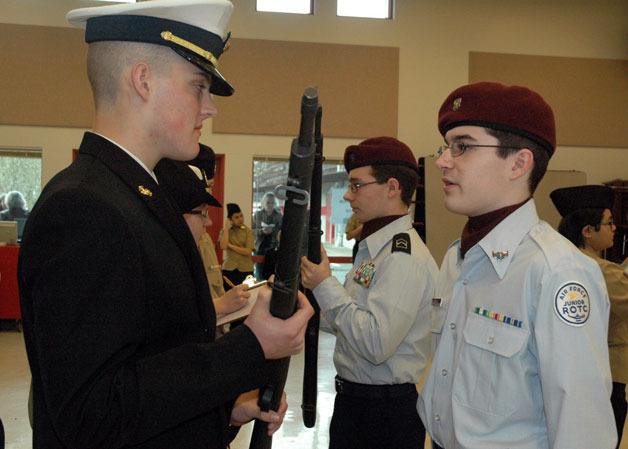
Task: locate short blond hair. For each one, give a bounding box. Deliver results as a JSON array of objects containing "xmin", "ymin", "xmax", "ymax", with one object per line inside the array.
[{"xmin": 86, "ymin": 41, "xmax": 175, "ymax": 109}]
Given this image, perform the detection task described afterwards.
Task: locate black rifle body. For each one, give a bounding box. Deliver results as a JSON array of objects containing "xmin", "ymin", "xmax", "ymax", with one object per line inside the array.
[
  {"xmin": 301, "ymin": 106, "xmax": 323, "ymax": 428},
  {"xmin": 248, "ymin": 88, "xmax": 318, "ymax": 449}
]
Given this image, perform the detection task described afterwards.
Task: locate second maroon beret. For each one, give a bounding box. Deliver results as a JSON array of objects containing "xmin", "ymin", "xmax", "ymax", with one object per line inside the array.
[{"xmin": 344, "ymin": 136, "xmax": 418, "ymax": 173}]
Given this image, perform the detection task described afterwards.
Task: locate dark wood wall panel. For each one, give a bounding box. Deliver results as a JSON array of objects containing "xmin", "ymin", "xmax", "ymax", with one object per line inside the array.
[
  {"xmin": 213, "ymin": 38, "xmax": 399, "ymax": 138},
  {"xmin": 0, "ymin": 23, "xmax": 93, "ymax": 128},
  {"xmin": 469, "ymin": 52, "xmax": 628, "ymax": 148}
]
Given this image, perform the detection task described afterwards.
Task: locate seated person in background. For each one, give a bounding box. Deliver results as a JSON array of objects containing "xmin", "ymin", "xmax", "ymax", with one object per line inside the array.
[
  {"xmin": 253, "ymin": 192, "xmax": 282, "ymax": 278},
  {"xmin": 185, "ymin": 143, "xmax": 228, "ymax": 301},
  {"xmin": 0, "ymin": 191, "xmax": 29, "ymax": 221},
  {"xmin": 155, "ymin": 154, "xmax": 249, "ymax": 319},
  {"xmin": 220, "ymin": 203, "xmax": 255, "ymax": 291},
  {"xmin": 551, "ymin": 184, "xmax": 628, "ymax": 449}
]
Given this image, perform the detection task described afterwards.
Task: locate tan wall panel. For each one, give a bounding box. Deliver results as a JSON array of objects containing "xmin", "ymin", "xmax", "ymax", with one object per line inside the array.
[
  {"xmin": 469, "ymin": 52, "xmax": 628, "ymax": 148},
  {"xmin": 213, "ymin": 38, "xmax": 398, "ymax": 138},
  {"xmin": 0, "ymin": 23, "xmax": 93, "ymax": 128}
]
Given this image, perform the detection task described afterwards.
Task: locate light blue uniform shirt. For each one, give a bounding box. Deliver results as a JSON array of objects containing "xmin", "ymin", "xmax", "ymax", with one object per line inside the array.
[
  {"xmin": 418, "ymin": 199, "xmax": 616, "ymax": 449},
  {"xmin": 313, "ymin": 215, "xmax": 438, "ymax": 384}
]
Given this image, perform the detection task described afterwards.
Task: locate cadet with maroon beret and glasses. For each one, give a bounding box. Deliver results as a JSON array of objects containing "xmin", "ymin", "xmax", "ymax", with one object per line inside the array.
[
  {"xmin": 18, "ymin": 1, "xmax": 312, "ymax": 448},
  {"xmin": 301, "ymin": 137, "xmax": 438, "ymax": 449},
  {"xmin": 418, "ymin": 82, "xmax": 616, "ymax": 449}
]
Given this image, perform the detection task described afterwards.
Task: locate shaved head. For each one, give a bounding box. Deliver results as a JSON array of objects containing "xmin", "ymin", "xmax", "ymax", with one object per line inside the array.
[{"xmin": 86, "ymin": 41, "xmax": 177, "ymax": 109}]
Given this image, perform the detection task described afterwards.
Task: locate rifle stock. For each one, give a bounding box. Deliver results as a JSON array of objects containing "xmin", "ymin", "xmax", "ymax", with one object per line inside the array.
[
  {"xmin": 301, "ymin": 106, "xmax": 323, "ymax": 428},
  {"xmin": 248, "ymin": 87, "xmax": 319, "ymax": 449}
]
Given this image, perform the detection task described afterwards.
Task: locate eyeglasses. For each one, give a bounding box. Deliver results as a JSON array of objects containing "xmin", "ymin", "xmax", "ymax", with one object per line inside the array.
[
  {"xmin": 187, "ymin": 209, "xmax": 209, "ymax": 218},
  {"xmin": 347, "ymin": 180, "xmax": 381, "ymax": 193},
  {"xmin": 436, "ymin": 142, "xmax": 522, "ymax": 158},
  {"xmin": 600, "ymin": 219, "xmax": 614, "ymax": 227}
]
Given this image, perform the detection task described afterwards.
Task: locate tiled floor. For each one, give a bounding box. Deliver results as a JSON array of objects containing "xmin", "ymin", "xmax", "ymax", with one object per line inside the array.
[{"xmin": 2, "ymin": 327, "xmax": 624, "ymax": 448}]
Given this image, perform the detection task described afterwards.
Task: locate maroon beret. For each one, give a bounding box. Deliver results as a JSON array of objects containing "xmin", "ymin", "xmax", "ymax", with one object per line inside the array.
[
  {"xmin": 344, "ymin": 136, "xmax": 418, "ymax": 173},
  {"xmin": 438, "ymin": 82, "xmax": 556, "ymax": 156}
]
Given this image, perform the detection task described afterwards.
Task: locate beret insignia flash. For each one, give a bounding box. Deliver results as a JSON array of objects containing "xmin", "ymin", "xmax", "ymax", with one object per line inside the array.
[{"xmin": 452, "ymin": 97, "xmax": 462, "ymax": 111}]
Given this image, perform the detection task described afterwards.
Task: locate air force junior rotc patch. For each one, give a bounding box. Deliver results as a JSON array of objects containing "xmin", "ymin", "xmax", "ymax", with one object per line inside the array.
[
  {"xmin": 554, "ymin": 282, "xmax": 590, "ymax": 326},
  {"xmin": 392, "ymin": 233, "xmax": 411, "ymax": 255}
]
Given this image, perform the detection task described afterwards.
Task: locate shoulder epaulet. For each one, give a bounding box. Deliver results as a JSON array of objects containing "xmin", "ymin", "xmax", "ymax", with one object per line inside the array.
[{"xmin": 392, "ymin": 233, "xmax": 411, "ymax": 255}]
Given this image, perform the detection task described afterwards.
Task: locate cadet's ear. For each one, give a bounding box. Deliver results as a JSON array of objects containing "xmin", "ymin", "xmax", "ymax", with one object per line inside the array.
[
  {"xmin": 130, "ymin": 62, "xmax": 152, "ymax": 101},
  {"xmin": 510, "ymin": 148, "xmax": 534, "ymax": 181},
  {"xmin": 387, "ymin": 177, "xmax": 401, "ymax": 197},
  {"xmin": 581, "ymin": 224, "xmax": 595, "ymax": 240}
]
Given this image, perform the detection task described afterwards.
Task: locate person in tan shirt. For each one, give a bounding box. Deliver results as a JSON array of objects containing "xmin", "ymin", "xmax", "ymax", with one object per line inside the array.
[
  {"xmin": 220, "ymin": 203, "xmax": 255, "ymax": 290},
  {"xmin": 552, "ymin": 184, "xmax": 628, "ymax": 449}
]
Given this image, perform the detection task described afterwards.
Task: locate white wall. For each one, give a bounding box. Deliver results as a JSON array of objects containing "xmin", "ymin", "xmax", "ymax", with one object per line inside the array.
[{"xmin": 1, "ymin": 0, "xmax": 626, "ymax": 221}]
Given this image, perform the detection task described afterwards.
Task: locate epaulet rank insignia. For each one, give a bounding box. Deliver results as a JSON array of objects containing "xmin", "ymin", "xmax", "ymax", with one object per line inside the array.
[{"xmin": 392, "ymin": 233, "xmax": 411, "ymax": 255}]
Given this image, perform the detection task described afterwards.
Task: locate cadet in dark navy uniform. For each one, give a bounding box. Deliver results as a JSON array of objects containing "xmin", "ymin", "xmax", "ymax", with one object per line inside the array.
[
  {"xmin": 18, "ymin": 1, "xmax": 312, "ymax": 448},
  {"xmin": 301, "ymin": 137, "xmax": 438, "ymax": 449}
]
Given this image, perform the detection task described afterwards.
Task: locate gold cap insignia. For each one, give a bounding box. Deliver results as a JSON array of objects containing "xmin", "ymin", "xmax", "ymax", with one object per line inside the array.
[
  {"xmin": 453, "ymin": 97, "xmax": 462, "ymax": 111},
  {"xmin": 492, "ymin": 250, "xmax": 509, "ymax": 260},
  {"xmin": 161, "ymin": 31, "xmax": 218, "ymax": 67},
  {"xmin": 138, "ymin": 185, "xmax": 153, "ymax": 197}
]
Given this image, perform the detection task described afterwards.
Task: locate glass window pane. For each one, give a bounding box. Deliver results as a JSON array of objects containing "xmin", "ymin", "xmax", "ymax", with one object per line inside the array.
[
  {"xmin": 257, "ymin": 0, "xmax": 312, "ymax": 14},
  {"xmin": 252, "ymin": 157, "xmax": 353, "ymax": 265},
  {"xmin": 0, "ymin": 148, "xmax": 42, "ymax": 240},
  {"xmin": 337, "ymin": 0, "xmax": 392, "ymax": 19}
]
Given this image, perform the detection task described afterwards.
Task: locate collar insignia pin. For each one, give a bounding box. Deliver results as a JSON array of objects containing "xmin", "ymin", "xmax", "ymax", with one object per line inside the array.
[
  {"xmin": 138, "ymin": 185, "xmax": 153, "ymax": 197},
  {"xmin": 492, "ymin": 250, "xmax": 509, "ymax": 261}
]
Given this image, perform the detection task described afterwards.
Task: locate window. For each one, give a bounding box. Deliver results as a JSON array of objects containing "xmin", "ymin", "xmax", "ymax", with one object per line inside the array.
[
  {"xmin": 253, "ymin": 157, "xmax": 353, "ymax": 281},
  {"xmin": 0, "ymin": 148, "xmax": 42, "ymax": 216},
  {"xmin": 337, "ymin": 0, "xmax": 392, "ymax": 19},
  {"xmin": 256, "ymin": 0, "xmax": 312, "ymax": 14}
]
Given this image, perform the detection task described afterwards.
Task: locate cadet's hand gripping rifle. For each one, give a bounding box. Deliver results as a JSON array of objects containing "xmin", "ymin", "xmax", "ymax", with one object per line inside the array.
[{"xmin": 248, "ymin": 87, "xmax": 319, "ymax": 449}]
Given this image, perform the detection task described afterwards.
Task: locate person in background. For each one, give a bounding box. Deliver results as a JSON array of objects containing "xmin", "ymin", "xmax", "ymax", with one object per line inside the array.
[
  {"xmin": 551, "ymin": 184, "xmax": 628, "ymax": 449},
  {"xmin": 252, "ymin": 191, "xmax": 282, "ymax": 278},
  {"xmin": 220, "ymin": 202, "xmax": 255, "ymax": 290},
  {"xmin": 18, "ymin": 1, "xmax": 313, "ymax": 447},
  {"xmin": 301, "ymin": 137, "xmax": 438, "ymax": 449},
  {"xmin": 419, "ymin": 81, "xmax": 616, "ymax": 449},
  {"xmin": 0, "ymin": 193, "xmax": 7, "ymax": 212},
  {"xmin": 0, "ymin": 191, "xmax": 29, "ymax": 221},
  {"xmin": 155, "ymin": 152, "xmax": 249, "ymax": 319},
  {"xmin": 185, "ymin": 142, "xmax": 227, "ymax": 301},
  {"xmin": 345, "ymin": 212, "xmax": 362, "ymax": 262},
  {"xmin": 260, "ymin": 230, "xmax": 280, "ymax": 281}
]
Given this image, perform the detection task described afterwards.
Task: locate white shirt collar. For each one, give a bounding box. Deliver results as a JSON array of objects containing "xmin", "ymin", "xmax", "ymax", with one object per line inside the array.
[
  {"xmin": 92, "ymin": 132, "xmax": 158, "ymax": 184},
  {"xmin": 365, "ymin": 215, "xmax": 412, "ymax": 257},
  {"xmin": 477, "ymin": 199, "xmax": 539, "ymax": 279}
]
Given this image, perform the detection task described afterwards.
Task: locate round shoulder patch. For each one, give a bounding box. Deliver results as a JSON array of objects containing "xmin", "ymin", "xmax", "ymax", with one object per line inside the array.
[{"xmin": 554, "ymin": 282, "xmax": 590, "ymax": 326}]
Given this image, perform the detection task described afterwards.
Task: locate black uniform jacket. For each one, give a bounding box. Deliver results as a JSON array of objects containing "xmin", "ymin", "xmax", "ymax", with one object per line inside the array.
[{"xmin": 19, "ymin": 133, "xmax": 270, "ymax": 448}]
